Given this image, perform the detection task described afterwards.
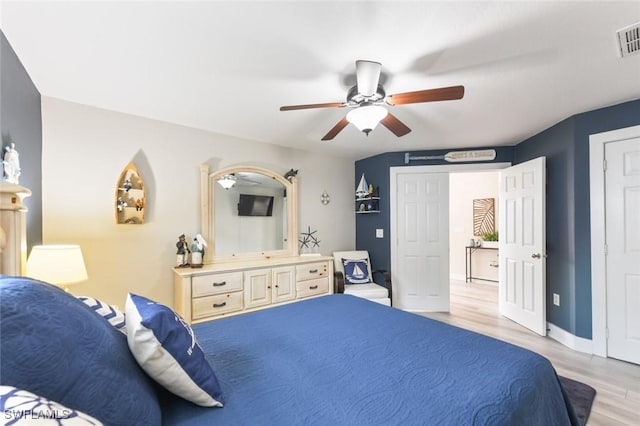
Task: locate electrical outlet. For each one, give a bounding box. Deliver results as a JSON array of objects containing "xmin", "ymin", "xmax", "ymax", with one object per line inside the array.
[
  {"xmin": 376, "ymin": 229, "xmax": 384, "ymax": 238},
  {"xmin": 553, "ymin": 293, "xmax": 560, "ymax": 306}
]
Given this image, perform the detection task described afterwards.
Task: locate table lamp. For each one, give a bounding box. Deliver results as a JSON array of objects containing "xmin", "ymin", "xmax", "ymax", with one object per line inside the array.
[{"xmin": 26, "ymin": 244, "xmax": 88, "ymax": 291}]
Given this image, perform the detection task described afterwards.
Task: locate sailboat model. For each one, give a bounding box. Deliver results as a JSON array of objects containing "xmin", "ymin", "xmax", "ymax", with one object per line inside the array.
[{"xmin": 356, "ymin": 173, "xmax": 369, "ymax": 199}]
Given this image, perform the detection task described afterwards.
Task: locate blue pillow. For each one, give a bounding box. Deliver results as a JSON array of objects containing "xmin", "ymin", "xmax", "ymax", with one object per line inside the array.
[
  {"xmin": 125, "ymin": 293, "xmax": 225, "ymax": 407},
  {"xmin": 77, "ymin": 296, "xmax": 127, "ymax": 335},
  {"xmin": 342, "ymin": 258, "xmax": 372, "ymax": 284},
  {"xmin": 0, "ymin": 385, "xmax": 102, "ymax": 425},
  {"xmin": 0, "ymin": 276, "xmax": 161, "ymax": 425}
]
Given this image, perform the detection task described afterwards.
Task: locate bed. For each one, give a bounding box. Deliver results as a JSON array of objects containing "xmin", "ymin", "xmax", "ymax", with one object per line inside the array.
[{"xmin": 0, "ymin": 275, "xmax": 578, "ymax": 426}]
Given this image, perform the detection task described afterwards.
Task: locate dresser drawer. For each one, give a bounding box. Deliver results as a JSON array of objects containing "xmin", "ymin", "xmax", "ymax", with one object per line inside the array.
[
  {"xmin": 192, "ymin": 272, "xmax": 243, "ymax": 297},
  {"xmin": 296, "ymin": 276, "xmax": 329, "ymax": 298},
  {"xmin": 296, "ymin": 262, "xmax": 328, "ymax": 281},
  {"xmin": 192, "ymin": 292, "xmax": 243, "ymax": 319}
]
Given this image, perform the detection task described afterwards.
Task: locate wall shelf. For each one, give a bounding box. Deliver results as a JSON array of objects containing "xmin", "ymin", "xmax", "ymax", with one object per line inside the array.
[{"xmin": 356, "ymin": 196, "xmax": 380, "ymax": 214}]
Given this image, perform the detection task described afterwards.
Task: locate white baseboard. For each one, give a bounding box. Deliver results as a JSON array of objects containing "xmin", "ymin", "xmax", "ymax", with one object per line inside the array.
[
  {"xmin": 547, "ymin": 322, "xmax": 593, "ymax": 354},
  {"xmin": 450, "ymin": 273, "xmax": 466, "ymax": 281}
]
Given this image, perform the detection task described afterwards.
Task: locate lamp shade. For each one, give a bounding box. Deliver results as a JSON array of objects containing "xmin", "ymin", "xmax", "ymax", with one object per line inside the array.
[
  {"xmin": 27, "ymin": 245, "xmax": 88, "ymax": 286},
  {"xmin": 346, "ymin": 105, "xmax": 388, "ymax": 135}
]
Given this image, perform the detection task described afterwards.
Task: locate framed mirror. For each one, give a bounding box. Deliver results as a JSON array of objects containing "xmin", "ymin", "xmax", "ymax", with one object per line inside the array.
[{"xmin": 200, "ymin": 164, "xmax": 299, "ymax": 264}]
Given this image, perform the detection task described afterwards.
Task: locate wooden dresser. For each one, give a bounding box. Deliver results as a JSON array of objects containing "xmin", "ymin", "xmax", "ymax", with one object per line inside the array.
[{"xmin": 174, "ymin": 256, "xmax": 333, "ymax": 323}]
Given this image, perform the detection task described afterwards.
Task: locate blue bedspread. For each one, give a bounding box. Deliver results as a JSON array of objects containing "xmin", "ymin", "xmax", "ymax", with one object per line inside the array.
[{"xmin": 161, "ymin": 295, "xmax": 578, "ymax": 425}]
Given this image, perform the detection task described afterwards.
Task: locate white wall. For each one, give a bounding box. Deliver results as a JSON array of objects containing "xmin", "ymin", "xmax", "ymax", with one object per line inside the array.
[
  {"xmin": 40, "ymin": 97, "xmax": 354, "ymax": 307},
  {"xmin": 449, "ymin": 171, "xmax": 500, "ymax": 282}
]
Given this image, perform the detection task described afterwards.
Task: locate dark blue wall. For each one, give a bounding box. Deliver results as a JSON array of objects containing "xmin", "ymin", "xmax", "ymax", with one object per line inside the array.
[
  {"xmin": 515, "ymin": 98, "xmax": 640, "ymax": 338},
  {"xmin": 356, "ymin": 98, "xmax": 640, "ymax": 339},
  {"xmin": 1, "ymin": 31, "xmax": 43, "ymax": 249}
]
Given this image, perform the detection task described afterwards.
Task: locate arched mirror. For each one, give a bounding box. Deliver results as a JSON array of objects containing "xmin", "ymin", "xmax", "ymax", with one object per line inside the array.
[{"xmin": 200, "ymin": 164, "xmax": 299, "ymax": 263}]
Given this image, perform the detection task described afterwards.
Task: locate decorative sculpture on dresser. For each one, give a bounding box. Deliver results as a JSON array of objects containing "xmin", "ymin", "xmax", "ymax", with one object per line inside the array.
[
  {"xmin": 190, "ymin": 234, "xmax": 207, "ymax": 268},
  {"xmin": 176, "ymin": 234, "xmax": 190, "ymax": 267},
  {"xmin": 3, "ymin": 143, "xmax": 21, "ymax": 184}
]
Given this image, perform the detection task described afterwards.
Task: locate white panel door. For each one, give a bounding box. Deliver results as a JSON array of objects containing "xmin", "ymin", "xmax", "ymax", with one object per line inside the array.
[
  {"xmin": 605, "ymin": 137, "xmax": 640, "ymax": 364},
  {"xmin": 499, "ymin": 157, "xmax": 546, "ymax": 336},
  {"xmin": 395, "ymin": 172, "xmax": 449, "ymax": 312}
]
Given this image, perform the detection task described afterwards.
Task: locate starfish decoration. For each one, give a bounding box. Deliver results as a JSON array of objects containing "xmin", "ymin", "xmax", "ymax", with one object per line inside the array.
[{"xmin": 299, "ymin": 226, "xmax": 320, "ymax": 249}]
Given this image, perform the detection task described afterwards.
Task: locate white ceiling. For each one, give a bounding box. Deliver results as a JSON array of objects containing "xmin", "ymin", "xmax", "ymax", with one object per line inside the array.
[{"xmin": 2, "ymin": 1, "xmax": 639, "ymax": 160}]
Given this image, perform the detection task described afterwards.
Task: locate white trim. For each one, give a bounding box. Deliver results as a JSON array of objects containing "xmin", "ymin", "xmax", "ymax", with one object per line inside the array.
[
  {"xmin": 547, "ymin": 322, "xmax": 593, "ymax": 355},
  {"xmin": 390, "ymin": 162, "xmax": 511, "ymax": 308},
  {"xmin": 450, "ymin": 273, "xmax": 466, "ymax": 282},
  {"xmin": 589, "ymin": 125, "xmax": 640, "ymax": 358}
]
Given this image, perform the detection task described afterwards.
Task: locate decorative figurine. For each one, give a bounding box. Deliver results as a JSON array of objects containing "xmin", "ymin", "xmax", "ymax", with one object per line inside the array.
[
  {"xmin": 284, "ymin": 169, "xmax": 299, "ymax": 181},
  {"xmin": 135, "ymin": 199, "xmax": 143, "ymax": 211},
  {"xmin": 190, "ymin": 234, "xmax": 207, "ymax": 268},
  {"xmin": 176, "ymin": 234, "xmax": 191, "ymax": 267},
  {"xmin": 117, "ymin": 197, "xmax": 127, "ymax": 211},
  {"xmin": 123, "ymin": 179, "xmax": 132, "ymax": 192},
  {"xmin": 356, "ymin": 173, "xmax": 369, "ymax": 199},
  {"xmin": 299, "ymin": 226, "xmax": 321, "ymax": 255},
  {"xmin": 3, "ymin": 142, "xmax": 21, "ymax": 184}
]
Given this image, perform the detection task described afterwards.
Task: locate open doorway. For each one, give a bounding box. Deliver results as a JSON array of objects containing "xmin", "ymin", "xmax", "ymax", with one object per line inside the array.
[
  {"xmin": 390, "ymin": 163, "xmax": 508, "ymax": 312},
  {"xmin": 391, "ymin": 159, "xmax": 548, "ymax": 335},
  {"xmin": 449, "ymin": 171, "xmax": 500, "ymax": 284},
  {"xmin": 449, "ymin": 170, "xmax": 500, "ymax": 311}
]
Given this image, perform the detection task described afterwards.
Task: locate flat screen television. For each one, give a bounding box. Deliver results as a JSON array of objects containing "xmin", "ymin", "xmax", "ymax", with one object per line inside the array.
[{"xmin": 237, "ymin": 194, "xmax": 274, "ymax": 216}]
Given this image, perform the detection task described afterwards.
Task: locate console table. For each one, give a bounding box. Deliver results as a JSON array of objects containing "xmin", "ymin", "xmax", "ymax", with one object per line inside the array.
[{"xmin": 465, "ymin": 246, "xmax": 498, "ymax": 283}]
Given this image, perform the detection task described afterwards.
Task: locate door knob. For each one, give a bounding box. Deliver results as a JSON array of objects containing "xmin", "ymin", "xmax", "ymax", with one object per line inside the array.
[{"xmin": 531, "ymin": 253, "xmax": 547, "ymax": 259}]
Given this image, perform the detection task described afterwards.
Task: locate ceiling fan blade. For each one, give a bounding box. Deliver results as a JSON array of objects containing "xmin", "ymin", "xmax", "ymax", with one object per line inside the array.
[
  {"xmin": 380, "ymin": 112, "xmax": 411, "ymax": 137},
  {"xmin": 356, "ymin": 60, "xmax": 382, "ymax": 96},
  {"xmin": 386, "ymin": 85, "xmax": 465, "ymax": 106},
  {"xmin": 280, "ymin": 102, "xmax": 347, "ymax": 111},
  {"xmin": 321, "ymin": 117, "xmax": 349, "ymax": 141}
]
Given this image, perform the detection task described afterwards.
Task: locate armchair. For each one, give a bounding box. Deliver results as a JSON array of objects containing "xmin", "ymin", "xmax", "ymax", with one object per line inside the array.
[{"xmin": 332, "ymin": 250, "xmax": 392, "ymax": 306}]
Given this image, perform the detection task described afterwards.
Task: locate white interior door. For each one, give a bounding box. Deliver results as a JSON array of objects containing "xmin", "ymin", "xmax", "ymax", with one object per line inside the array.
[
  {"xmin": 605, "ymin": 137, "xmax": 640, "ymax": 364},
  {"xmin": 499, "ymin": 157, "xmax": 547, "ymax": 336},
  {"xmin": 394, "ymin": 171, "xmax": 449, "ymax": 312}
]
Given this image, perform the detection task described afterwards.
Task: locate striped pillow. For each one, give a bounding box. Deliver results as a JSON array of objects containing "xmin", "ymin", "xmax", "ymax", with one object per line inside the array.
[
  {"xmin": 0, "ymin": 385, "xmax": 103, "ymax": 425},
  {"xmin": 77, "ymin": 296, "xmax": 127, "ymax": 335}
]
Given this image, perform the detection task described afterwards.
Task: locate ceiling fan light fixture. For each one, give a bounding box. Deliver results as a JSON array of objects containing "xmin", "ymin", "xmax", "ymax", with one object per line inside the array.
[
  {"xmin": 346, "ymin": 105, "xmax": 388, "ymax": 136},
  {"xmin": 217, "ymin": 174, "xmax": 236, "ymax": 190}
]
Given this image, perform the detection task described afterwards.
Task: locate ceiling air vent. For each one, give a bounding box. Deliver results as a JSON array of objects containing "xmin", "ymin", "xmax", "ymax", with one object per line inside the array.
[{"xmin": 617, "ymin": 22, "xmax": 640, "ymax": 58}]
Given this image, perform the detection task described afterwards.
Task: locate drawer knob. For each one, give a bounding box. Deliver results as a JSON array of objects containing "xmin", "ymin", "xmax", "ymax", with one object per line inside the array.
[
  {"xmin": 309, "ymin": 269, "xmax": 318, "ymax": 274},
  {"xmin": 309, "ymin": 285, "xmax": 318, "ymax": 290},
  {"xmin": 213, "ymin": 302, "xmax": 227, "ymax": 308},
  {"xmin": 213, "ymin": 281, "xmax": 226, "ymax": 287}
]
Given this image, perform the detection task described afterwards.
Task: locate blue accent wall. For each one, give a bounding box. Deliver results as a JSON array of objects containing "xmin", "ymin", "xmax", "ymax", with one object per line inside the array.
[
  {"xmin": 356, "ymin": 98, "xmax": 640, "ymax": 339},
  {"xmin": 1, "ymin": 31, "xmax": 43, "ymax": 249},
  {"xmin": 515, "ymin": 98, "xmax": 640, "ymax": 338}
]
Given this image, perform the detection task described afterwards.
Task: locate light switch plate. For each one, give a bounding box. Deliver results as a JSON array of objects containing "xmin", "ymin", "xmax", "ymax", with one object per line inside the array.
[{"xmin": 376, "ymin": 229, "xmax": 384, "ymax": 238}]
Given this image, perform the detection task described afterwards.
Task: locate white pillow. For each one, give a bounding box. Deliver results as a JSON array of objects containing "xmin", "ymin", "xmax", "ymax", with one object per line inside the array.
[
  {"xmin": 0, "ymin": 386, "xmax": 103, "ymax": 425},
  {"xmin": 125, "ymin": 293, "xmax": 224, "ymax": 407}
]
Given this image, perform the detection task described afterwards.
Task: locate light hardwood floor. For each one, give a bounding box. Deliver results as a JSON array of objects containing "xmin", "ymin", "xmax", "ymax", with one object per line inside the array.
[{"xmin": 419, "ymin": 280, "xmax": 640, "ymax": 426}]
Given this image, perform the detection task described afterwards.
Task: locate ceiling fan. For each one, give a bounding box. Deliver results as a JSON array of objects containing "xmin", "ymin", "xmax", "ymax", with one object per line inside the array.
[{"xmin": 280, "ymin": 60, "xmax": 465, "ymax": 141}]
